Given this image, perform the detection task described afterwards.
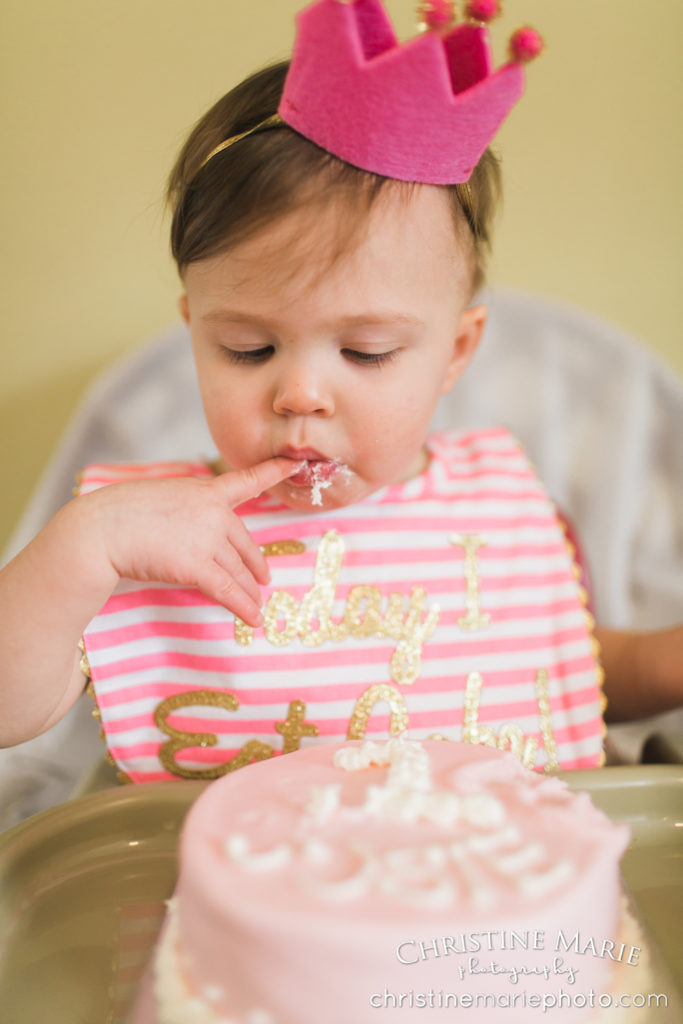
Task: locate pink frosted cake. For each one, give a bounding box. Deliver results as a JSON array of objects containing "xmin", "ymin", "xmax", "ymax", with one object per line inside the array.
[{"xmin": 139, "ymin": 739, "xmax": 632, "ymax": 1023}]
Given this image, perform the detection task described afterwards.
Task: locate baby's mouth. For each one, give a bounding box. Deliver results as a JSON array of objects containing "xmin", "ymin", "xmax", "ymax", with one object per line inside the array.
[
  {"xmin": 277, "ymin": 447, "xmax": 349, "ymax": 505},
  {"xmin": 287, "ymin": 460, "xmax": 338, "ymax": 487}
]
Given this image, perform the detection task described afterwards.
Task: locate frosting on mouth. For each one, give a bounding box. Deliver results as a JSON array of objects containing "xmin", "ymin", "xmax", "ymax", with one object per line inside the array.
[
  {"xmin": 309, "ymin": 462, "xmax": 334, "ymax": 506},
  {"xmin": 309, "ymin": 460, "xmax": 351, "ymax": 505},
  {"xmin": 285, "ymin": 458, "xmax": 350, "ymax": 505}
]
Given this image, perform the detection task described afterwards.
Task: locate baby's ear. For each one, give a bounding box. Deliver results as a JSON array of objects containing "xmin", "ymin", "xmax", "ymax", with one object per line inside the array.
[
  {"xmin": 178, "ymin": 294, "xmax": 190, "ymax": 325},
  {"xmin": 441, "ymin": 304, "xmax": 487, "ymax": 394}
]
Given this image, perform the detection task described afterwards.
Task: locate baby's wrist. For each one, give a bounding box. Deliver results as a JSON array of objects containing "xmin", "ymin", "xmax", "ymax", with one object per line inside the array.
[{"xmin": 51, "ymin": 492, "xmax": 122, "ymax": 597}]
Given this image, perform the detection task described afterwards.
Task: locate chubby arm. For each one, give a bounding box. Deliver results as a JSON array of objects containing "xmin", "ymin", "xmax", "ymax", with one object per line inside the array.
[
  {"xmin": 597, "ymin": 625, "xmax": 683, "ymax": 722},
  {"xmin": 0, "ymin": 458, "xmax": 301, "ymax": 747}
]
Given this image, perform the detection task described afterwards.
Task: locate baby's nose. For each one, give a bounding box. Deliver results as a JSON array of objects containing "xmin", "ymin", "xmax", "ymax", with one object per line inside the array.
[{"xmin": 272, "ymin": 361, "xmax": 334, "ymax": 417}]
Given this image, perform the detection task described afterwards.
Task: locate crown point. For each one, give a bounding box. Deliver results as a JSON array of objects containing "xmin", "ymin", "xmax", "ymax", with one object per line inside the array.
[
  {"xmin": 509, "ymin": 26, "xmax": 544, "ymax": 63},
  {"xmin": 417, "ymin": 0, "xmax": 455, "ymax": 33},
  {"xmin": 465, "ymin": 0, "xmax": 501, "ymax": 22}
]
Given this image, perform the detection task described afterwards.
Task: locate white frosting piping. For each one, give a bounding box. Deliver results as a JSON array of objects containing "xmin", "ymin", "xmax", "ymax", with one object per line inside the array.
[
  {"xmin": 304, "ymin": 783, "xmax": 340, "ymax": 821},
  {"xmin": 222, "ymin": 739, "xmax": 577, "ymax": 908},
  {"xmin": 224, "ymin": 834, "xmax": 292, "ymax": 871}
]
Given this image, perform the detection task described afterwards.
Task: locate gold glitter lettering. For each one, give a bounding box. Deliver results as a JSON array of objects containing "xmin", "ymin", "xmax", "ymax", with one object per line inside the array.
[
  {"xmin": 388, "ymin": 587, "xmax": 440, "ymax": 686},
  {"xmin": 235, "ymin": 531, "xmax": 440, "ymax": 688},
  {"xmin": 347, "ymin": 684, "xmax": 409, "ymax": 740},
  {"xmin": 234, "ymin": 618, "xmax": 254, "ymax": 646},
  {"xmin": 261, "ymin": 540, "xmax": 306, "ymax": 557},
  {"xmin": 264, "ymin": 590, "xmax": 299, "ymax": 646},
  {"xmin": 534, "ymin": 668, "xmax": 558, "ymax": 772},
  {"xmin": 450, "ymin": 534, "xmax": 491, "ymax": 631},
  {"xmin": 462, "ymin": 671, "xmax": 496, "ymax": 747},
  {"xmin": 382, "ymin": 592, "xmax": 406, "ymax": 638},
  {"xmin": 154, "ymin": 690, "xmax": 273, "ymax": 779},
  {"xmin": 343, "ymin": 585, "xmax": 383, "ymax": 637},
  {"xmin": 497, "ymin": 723, "xmax": 539, "ymax": 769},
  {"xmin": 299, "ymin": 530, "xmax": 346, "ymax": 645},
  {"xmin": 235, "ymin": 538, "xmax": 307, "ymax": 644},
  {"xmin": 274, "ymin": 700, "xmax": 320, "ymax": 754},
  {"xmin": 462, "ymin": 670, "xmax": 556, "ymax": 770}
]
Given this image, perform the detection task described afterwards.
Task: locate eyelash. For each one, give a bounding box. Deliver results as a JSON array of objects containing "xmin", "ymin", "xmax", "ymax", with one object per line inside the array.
[
  {"xmin": 343, "ymin": 349, "xmax": 399, "ymax": 368},
  {"xmin": 222, "ymin": 346, "xmax": 273, "ymax": 364},
  {"xmin": 221, "ymin": 347, "xmax": 399, "ymax": 368}
]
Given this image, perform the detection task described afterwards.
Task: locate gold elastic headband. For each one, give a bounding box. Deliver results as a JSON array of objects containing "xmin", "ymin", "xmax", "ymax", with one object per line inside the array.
[{"xmin": 198, "ymin": 113, "xmax": 285, "ymax": 174}]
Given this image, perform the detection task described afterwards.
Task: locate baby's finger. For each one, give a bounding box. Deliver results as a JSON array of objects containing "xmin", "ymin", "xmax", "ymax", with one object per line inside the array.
[
  {"xmin": 213, "ymin": 541, "xmax": 264, "ymax": 608},
  {"xmin": 214, "ymin": 458, "xmax": 303, "ymax": 506},
  {"xmin": 223, "ymin": 512, "xmax": 272, "ymax": 586},
  {"xmin": 199, "ymin": 562, "xmax": 264, "ymax": 628}
]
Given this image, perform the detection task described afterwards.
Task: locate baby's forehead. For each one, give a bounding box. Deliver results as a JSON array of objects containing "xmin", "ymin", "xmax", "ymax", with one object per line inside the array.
[{"xmin": 217, "ymin": 182, "xmax": 466, "ymax": 288}]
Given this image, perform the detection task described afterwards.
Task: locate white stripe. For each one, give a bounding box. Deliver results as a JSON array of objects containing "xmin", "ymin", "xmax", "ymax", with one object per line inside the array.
[{"xmin": 98, "ymin": 663, "xmax": 599, "ymax": 728}]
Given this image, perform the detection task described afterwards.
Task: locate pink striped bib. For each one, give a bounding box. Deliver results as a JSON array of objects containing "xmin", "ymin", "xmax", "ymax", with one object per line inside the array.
[{"xmin": 80, "ymin": 429, "xmax": 605, "ymax": 782}]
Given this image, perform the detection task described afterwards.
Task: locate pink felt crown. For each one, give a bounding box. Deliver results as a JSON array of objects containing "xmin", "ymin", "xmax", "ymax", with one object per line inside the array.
[{"xmin": 279, "ymin": 0, "xmax": 541, "ymax": 184}]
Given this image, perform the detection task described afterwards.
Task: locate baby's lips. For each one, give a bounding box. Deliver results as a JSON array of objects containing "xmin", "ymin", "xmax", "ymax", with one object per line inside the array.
[{"xmin": 287, "ymin": 460, "xmax": 340, "ymax": 486}]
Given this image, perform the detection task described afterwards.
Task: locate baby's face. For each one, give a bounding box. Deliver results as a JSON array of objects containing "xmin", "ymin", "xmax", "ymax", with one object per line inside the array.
[{"xmin": 181, "ymin": 184, "xmax": 485, "ymax": 510}]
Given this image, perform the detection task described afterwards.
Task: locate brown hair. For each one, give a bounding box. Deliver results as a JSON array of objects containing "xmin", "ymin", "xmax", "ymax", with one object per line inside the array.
[{"xmin": 166, "ymin": 62, "xmax": 501, "ymax": 294}]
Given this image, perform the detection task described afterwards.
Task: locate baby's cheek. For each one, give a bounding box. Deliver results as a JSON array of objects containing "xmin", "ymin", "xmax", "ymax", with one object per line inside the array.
[{"xmin": 353, "ymin": 417, "xmax": 428, "ymax": 484}]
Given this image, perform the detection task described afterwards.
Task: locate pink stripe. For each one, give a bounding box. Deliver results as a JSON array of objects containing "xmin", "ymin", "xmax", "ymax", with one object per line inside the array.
[
  {"xmin": 423, "ymin": 571, "xmax": 573, "ymax": 594},
  {"xmin": 437, "ymin": 447, "xmax": 528, "ymax": 463},
  {"xmin": 97, "ymin": 588, "xmax": 213, "ymax": 613},
  {"xmin": 92, "ymin": 645, "xmax": 393, "ymax": 683},
  {"xmin": 95, "ymin": 571, "xmax": 576, "ymax": 626},
  {"xmin": 338, "ymin": 542, "xmax": 567, "ymax": 566},
  {"xmin": 423, "ymin": 624, "xmax": 590, "ymax": 661},
  {"xmin": 126, "ymin": 769, "xmax": 177, "ymax": 782},
  {"xmin": 94, "ymin": 680, "xmax": 210, "ymax": 705},
  {"xmin": 86, "ymin": 619, "xmax": 233, "ymax": 650},
  {"xmin": 430, "ymin": 467, "xmax": 537, "ymax": 481},
  {"xmin": 553, "ymin": 716, "xmax": 604, "ymax": 745},
  {"xmin": 552, "ymin": 753, "xmax": 602, "ymax": 770},
  {"xmin": 444, "ymin": 598, "xmax": 580, "ymax": 622}
]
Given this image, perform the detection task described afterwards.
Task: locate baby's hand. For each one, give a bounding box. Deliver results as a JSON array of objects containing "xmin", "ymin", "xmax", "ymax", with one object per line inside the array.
[{"xmin": 84, "ymin": 458, "xmax": 301, "ymax": 627}]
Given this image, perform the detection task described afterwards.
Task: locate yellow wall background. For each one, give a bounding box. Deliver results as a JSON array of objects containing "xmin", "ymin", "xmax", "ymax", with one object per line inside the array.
[{"xmin": 2, "ymin": 0, "xmax": 681, "ymax": 553}]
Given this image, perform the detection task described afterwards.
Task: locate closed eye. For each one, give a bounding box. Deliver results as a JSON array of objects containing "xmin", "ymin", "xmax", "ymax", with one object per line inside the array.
[
  {"xmin": 222, "ymin": 346, "xmax": 274, "ymax": 364},
  {"xmin": 342, "ymin": 349, "xmax": 399, "ymax": 368}
]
